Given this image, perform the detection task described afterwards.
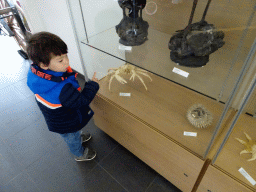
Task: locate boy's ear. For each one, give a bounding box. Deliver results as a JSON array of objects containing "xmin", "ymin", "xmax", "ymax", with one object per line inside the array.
[{"xmin": 39, "ymin": 62, "xmax": 49, "ymax": 70}]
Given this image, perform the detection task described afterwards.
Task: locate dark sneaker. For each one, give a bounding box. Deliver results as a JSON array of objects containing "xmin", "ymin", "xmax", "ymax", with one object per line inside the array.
[
  {"xmin": 75, "ymin": 148, "xmax": 96, "ymax": 161},
  {"xmin": 81, "ymin": 132, "xmax": 91, "ymax": 143}
]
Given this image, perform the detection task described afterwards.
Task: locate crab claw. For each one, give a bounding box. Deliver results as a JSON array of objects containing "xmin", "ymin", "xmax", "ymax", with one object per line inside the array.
[
  {"xmin": 115, "ymin": 75, "xmax": 127, "ymax": 84},
  {"xmin": 240, "ymin": 149, "xmax": 250, "ymax": 155}
]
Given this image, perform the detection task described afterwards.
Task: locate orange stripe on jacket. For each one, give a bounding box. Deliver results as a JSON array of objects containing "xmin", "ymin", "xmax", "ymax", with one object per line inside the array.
[
  {"xmin": 35, "ymin": 94, "xmax": 62, "ymax": 109},
  {"xmin": 67, "ymin": 66, "xmax": 73, "ymax": 73}
]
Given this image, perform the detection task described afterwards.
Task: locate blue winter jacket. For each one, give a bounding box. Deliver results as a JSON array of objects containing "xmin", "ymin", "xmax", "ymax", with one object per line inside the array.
[{"xmin": 27, "ymin": 64, "xmax": 99, "ymax": 134}]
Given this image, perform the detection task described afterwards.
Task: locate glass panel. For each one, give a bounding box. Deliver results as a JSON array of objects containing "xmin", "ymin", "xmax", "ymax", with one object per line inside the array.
[
  {"xmin": 245, "ymin": 85, "xmax": 256, "ymax": 116},
  {"xmin": 213, "ymin": 77, "xmax": 256, "ymax": 190},
  {"xmin": 69, "ymin": 0, "xmax": 256, "ymax": 159},
  {"xmin": 80, "ymin": 0, "xmax": 256, "ymax": 102}
]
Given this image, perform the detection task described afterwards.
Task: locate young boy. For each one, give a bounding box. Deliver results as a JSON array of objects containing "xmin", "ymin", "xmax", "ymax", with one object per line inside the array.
[{"xmin": 26, "ymin": 31, "xmax": 100, "ymax": 161}]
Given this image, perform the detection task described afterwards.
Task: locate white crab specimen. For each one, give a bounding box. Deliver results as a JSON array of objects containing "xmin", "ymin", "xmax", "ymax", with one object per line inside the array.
[
  {"xmin": 107, "ymin": 63, "xmax": 152, "ymax": 91},
  {"xmin": 236, "ymin": 132, "xmax": 256, "ymax": 161}
]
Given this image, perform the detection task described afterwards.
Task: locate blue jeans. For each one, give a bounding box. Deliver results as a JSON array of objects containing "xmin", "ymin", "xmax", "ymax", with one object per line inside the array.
[{"xmin": 60, "ymin": 130, "xmax": 85, "ymax": 157}]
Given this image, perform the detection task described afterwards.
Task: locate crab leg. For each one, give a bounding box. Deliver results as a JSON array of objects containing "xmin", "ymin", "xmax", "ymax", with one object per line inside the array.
[
  {"xmin": 129, "ymin": 69, "xmax": 136, "ymax": 81},
  {"xmin": 136, "ymin": 68, "xmax": 148, "ymax": 73},
  {"xmin": 248, "ymin": 154, "xmax": 256, "ymax": 161},
  {"xmin": 240, "ymin": 149, "xmax": 250, "ymax": 155},
  {"xmin": 108, "ymin": 68, "xmax": 118, "ymax": 73},
  {"xmin": 135, "ymin": 74, "xmax": 148, "ymax": 90},
  {"xmin": 109, "ymin": 75, "xmax": 115, "ymax": 90},
  {"xmin": 236, "ymin": 138, "xmax": 246, "ymax": 145},
  {"xmin": 137, "ymin": 71, "xmax": 153, "ymax": 81},
  {"xmin": 115, "ymin": 74, "xmax": 127, "ymax": 84},
  {"xmin": 244, "ymin": 132, "xmax": 252, "ymax": 141}
]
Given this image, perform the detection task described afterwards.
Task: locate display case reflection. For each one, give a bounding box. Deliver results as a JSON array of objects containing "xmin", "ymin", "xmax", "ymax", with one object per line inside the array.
[
  {"xmin": 116, "ymin": 0, "xmax": 149, "ymax": 46},
  {"xmin": 168, "ymin": 0, "xmax": 225, "ymax": 67}
]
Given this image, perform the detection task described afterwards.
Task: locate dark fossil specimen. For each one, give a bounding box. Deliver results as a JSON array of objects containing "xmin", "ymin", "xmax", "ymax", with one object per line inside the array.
[
  {"xmin": 116, "ymin": 0, "xmax": 149, "ymax": 46},
  {"xmin": 168, "ymin": 0, "xmax": 225, "ymax": 67}
]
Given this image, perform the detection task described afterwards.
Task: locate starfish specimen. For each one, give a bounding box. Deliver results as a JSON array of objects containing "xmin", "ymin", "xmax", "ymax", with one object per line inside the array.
[{"xmin": 236, "ymin": 132, "xmax": 256, "ymax": 161}]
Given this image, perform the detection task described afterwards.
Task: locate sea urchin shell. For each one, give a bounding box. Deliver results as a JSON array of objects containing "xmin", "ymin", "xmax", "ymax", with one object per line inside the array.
[{"xmin": 187, "ymin": 104, "xmax": 213, "ymax": 128}]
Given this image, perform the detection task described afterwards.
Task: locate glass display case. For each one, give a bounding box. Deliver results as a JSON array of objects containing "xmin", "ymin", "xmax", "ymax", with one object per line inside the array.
[
  {"xmin": 198, "ymin": 71, "xmax": 256, "ymax": 192},
  {"xmin": 67, "ymin": 0, "xmax": 256, "ymax": 191},
  {"xmin": 78, "ymin": 0, "xmax": 255, "ymax": 101}
]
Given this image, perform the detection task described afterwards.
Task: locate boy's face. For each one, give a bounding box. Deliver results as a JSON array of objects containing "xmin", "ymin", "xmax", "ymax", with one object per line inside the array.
[{"xmin": 40, "ymin": 53, "xmax": 69, "ymax": 72}]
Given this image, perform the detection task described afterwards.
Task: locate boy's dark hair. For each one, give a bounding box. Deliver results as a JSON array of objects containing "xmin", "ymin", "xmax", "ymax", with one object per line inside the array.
[{"xmin": 26, "ymin": 31, "xmax": 68, "ymax": 66}]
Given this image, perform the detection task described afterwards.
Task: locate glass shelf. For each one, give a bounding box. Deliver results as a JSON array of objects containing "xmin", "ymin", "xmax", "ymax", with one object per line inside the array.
[{"xmin": 82, "ymin": 23, "xmax": 255, "ymax": 102}]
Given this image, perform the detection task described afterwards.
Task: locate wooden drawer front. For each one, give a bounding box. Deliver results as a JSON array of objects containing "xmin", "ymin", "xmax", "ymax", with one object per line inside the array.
[
  {"xmin": 91, "ymin": 96, "xmax": 204, "ymax": 192},
  {"xmin": 197, "ymin": 165, "xmax": 253, "ymax": 192}
]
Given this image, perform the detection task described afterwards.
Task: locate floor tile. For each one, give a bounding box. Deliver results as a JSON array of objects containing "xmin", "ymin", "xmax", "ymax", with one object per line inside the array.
[
  {"xmin": 146, "ymin": 175, "xmax": 181, "ymax": 192},
  {"xmin": 13, "ymin": 78, "xmax": 34, "ymax": 98},
  {"xmin": 81, "ymin": 119, "xmax": 119, "ymax": 163},
  {"xmin": 26, "ymin": 139, "xmax": 97, "ymax": 185},
  {"xmin": 25, "ymin": 141, "xmax": 70, "ymax": 184},
  {"xmin": 69, "ymin": 165, "xmax": 127, "ymax": 192},
  {"xmin": 1, "ymin": 107, "xmax": 43, "ymax": 141},
  {"xmin": 4, "ymin": 170, "xmax": 41, "ymax": 192},
  {"xmin": 99, "ymin": 145, "xmax": 157, "ymax": 192},
  {"xmin": 5, "ymin": 119, "xmax": 56, "ymax": 168},
  {"xmin": 0, "ymin": 140, "xmax": 25, "ymax": 187},
  {"xmin": 36, "ymin": 154, "xmax": 96, "ymax": 192},
  {"xmin": 0, "ymin": 84, "xmax": 27, "ymax": 112},
  {"xmin": 0, "ymin": 36, "xmax": 25, "ymax": 89},
  {"xmin": 0, "ymin": 183, "xmax": 19, "ymax": 192},
  {"xmin": 0, "ymin": 59, "xmax": 29, "ymax": 88},
  {"xmin": 0, "ymin": 95, "xmax": 38, "ymax": 124}
]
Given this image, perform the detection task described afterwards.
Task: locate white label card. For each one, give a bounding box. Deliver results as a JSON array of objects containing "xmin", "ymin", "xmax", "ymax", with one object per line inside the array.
[
  {"xmin": 119, "ymin": 45, "xmax": 132, "ymax": 51},
  {"xmin": 172, "ymin": 67, "xmax": 189, "ymax": 78},
  {"xmin": 239, "ymin": 168, "xmax": 256, "ymax": 186},
  {"xmin": 184, "ymin": 132, "xmax": 197, "ymax": 137},
  {"xmin": 119, "ymin": 93, "xmax": 131, "ymax": 97}
]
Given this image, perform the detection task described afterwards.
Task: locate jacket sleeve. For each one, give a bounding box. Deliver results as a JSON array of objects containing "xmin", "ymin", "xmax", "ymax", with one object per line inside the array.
[{"xmin": 59, "ymin": 81, "xmax": 100, "ymax": 109}]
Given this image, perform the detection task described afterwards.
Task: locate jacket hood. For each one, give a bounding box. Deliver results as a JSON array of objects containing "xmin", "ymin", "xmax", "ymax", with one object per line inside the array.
[{"xmin": 27, "ymin": 64, "xmax": 73, "ymax": 94}]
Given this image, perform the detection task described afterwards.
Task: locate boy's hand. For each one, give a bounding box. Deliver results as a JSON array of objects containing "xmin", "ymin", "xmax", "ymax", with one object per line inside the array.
[{"xmin": 92, "ymin": 72, "xmax": 99, "ymax": 83}]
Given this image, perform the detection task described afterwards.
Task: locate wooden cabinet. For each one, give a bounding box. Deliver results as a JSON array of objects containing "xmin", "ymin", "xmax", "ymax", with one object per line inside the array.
[
  {"xmin": 91, "ymin": 72, "xmax": 235, "ymax": 192},
  {"xmin": 197, "ymin": 165, "xmax": 253, "ymax": 192},
  {"xmin": 202, "ymin": 114, "xmax": 256, "ymax": 191},
  {"xmin": 91, "ymin": 94, "xmax": 204, "ymax": 192},
  {"xmin": 94, "ymin": 72, "xmax": 233, "ymax": 158}
]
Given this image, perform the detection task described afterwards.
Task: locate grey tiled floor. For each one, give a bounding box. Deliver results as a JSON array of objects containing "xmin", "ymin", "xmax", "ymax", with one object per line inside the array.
[{"xmin": 0, "ymin": 36, "xmax": 181, "ymax": 192}]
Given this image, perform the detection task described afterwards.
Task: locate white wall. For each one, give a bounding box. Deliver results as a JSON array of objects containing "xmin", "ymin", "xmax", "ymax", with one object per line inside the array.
[
  {"xmin": 20, "ymin": 0, "xmax": 125, "ymax": 80},
  {"xmin": 20, "ymin": 0, "xmax": 85, "ymax": 76}
]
